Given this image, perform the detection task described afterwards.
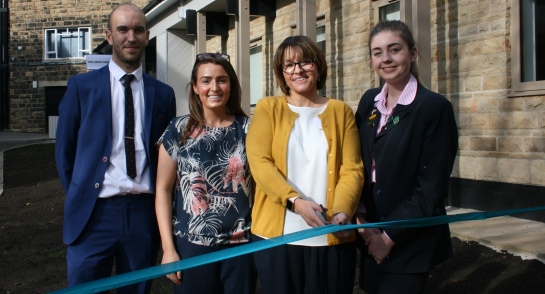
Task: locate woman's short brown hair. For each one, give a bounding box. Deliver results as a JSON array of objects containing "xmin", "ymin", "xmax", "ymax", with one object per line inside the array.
[{"xmin": 273, "ymin": 35, "xmax": 327, "ymax": 95}]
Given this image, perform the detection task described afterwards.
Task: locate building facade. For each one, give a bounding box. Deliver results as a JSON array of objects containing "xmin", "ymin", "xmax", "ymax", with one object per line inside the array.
[
  {"xmin": 5, "ymin": 0, "xmax": 151, "ymax": 133},
  {"xmin": 5, "ymin": 0, "xmax": 545, "ymax": 219}
]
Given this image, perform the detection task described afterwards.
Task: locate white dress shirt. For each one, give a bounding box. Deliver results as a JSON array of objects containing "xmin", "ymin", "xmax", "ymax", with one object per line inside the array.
[
  {"xmin": 98, "ymin": 61, "xmax": 152, "ymax": 198},
  {"xmin": 283, "ymin": 104, "xmax": 328, "ymax": 246}
]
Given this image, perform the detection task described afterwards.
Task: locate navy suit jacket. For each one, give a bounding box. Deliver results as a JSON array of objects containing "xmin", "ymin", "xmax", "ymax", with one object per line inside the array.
[
  {"xmin": 55, "ymin": 65, "xmax": 176, "ymax": 245},
  {"xmin": 355, "ymin": 84, "xmax": 458, "ymax": 273}
]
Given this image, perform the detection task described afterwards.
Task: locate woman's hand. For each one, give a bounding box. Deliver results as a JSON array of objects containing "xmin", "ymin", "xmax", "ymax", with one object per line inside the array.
[
  {"xmin": 355, "ymin": 215, "xmax": 382, "ymax": 245},
  {"xmin": 162, "ymin": 249, "xmax": 183, "ymax": 286},
  {"xmin": 330, "ymin": 212, "xmax": 352, "ymax": 238},
  {"xmin": 355, "ymin": 214, "xmax": 394, "ymax": 264},
  {"xmin": 367, "ymin": 233, "xmax": 395, "ymax": 265},
  {"xmin": 293, "ymin": 199, "xmax": 327, "ymax": 227}
]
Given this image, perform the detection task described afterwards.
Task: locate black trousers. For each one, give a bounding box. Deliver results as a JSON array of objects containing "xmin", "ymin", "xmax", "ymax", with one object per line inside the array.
[
  {"xmin": 173, "ymin": 238, "xmax": 257, "ymax": 294},
  {"xmin": 360, "ymin": 252, "xmax": 429, "ymax": 294},
  {"xmin": 253, "ymin": 234, "xmax": 356, "ymax": 294}
]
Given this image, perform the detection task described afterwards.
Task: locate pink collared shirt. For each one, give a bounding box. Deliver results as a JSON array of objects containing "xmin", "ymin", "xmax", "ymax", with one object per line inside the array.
[
  {"xmin": 371, "ymin": 75, "xmax": 418, "ymax": 182},
  {"xmin": 356, "ymin": 75, "xmax": 418, "ymax": 218}
]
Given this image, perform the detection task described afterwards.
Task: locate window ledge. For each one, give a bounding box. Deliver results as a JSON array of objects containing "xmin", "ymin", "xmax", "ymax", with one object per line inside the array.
[{"xmin": 508, "ymin": 89, "xmax": 545, "ymax": 98}]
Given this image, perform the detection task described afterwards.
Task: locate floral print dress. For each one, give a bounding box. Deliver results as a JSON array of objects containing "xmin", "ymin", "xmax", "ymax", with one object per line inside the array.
[{"xmin": 159, "ymin": 115, "xmax": 252, "ymax": 246}]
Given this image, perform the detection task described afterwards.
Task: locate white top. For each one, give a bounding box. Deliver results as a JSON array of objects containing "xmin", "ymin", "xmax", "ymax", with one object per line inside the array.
[
  {"xmin": 98, "ymin": 61, "xmax": 152, "ymax": 198},
  {"xmin": 284, "ymin": 103, "xmax": 328, "ymax": 246}
]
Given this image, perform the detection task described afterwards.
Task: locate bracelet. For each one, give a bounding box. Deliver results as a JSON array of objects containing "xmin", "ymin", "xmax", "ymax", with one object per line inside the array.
[
  {"xmin": 286, "ymin": 196, "xmax": 301, "ymax": 212},
  {"xmin": 292, "ymin": 197, "xmax": 300, "ymax": 212}
]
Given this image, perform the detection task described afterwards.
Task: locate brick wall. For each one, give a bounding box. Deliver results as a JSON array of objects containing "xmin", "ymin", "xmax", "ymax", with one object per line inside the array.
[{"xmin": 8, "ymin": 0, "xmax": 150, "ymax": 132}]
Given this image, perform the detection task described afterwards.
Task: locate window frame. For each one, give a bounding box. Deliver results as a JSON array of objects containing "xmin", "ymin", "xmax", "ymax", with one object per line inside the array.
[
  {"xmin": 44, "ymin": 27, "xmax": 91, "ymax": 60},
  {"xmin": 510, "ymin": 0, "xmax": 545, "ymax": 97},
  {"xmin": 249, "ymin": 38, "xmax": 264, "ymax": 107},
  {"xmin": 373, "ymin": 0, "xmax": 401, "ymax": 21},
  {"xmin": 317, "ymin": 18, "xmax": 326, "ymax": 97}
]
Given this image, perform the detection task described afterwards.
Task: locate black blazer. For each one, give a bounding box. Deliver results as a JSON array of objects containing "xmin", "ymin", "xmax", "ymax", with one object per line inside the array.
[{"xmin": 355, "ymin": 84, "xmax": 458, "ymax": 273}]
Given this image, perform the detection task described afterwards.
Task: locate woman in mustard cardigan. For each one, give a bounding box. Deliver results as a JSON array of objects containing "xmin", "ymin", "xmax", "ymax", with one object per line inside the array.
[{"xmin": 246, "ymin": 35, "xmax": 364, "ymax": 294}]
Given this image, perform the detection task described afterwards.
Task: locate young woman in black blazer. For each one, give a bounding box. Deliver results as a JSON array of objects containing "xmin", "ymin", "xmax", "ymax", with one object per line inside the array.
[{"xmin": 355, "ymin": 20, "xmax": 458, "ymax": 294}]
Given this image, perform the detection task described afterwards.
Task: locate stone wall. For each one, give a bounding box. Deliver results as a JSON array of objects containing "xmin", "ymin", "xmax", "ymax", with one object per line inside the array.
[
  {"xmin": 9, "ymin": 0, "xmax": 545, "ymax": 188},
  {"xmin": 208, "ymin": 0, "xmax": 374, "ymax": 109},
  {"xmin": 206, "ymin": 0, "xmax": 544, "ymax": 187},
  {"xmin": 430, "ymin": 0, "xmax": 545, "ymax": 186},
  {"xmin": 8, "ymin": 0, "xmax": 150, "ymax": 132}
]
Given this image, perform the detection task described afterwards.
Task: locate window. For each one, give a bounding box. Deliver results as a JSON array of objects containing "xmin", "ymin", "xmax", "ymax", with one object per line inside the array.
[
  {"xmin": 250, "ymin": 43, "xmax": 263, "ymax": 106},
  {"xmin": 378, "ymin": 1, "xmax": 400, "ymax": 21},
  {"xmin": 511, "ymin": 0, "xmax": 545, "ymax": 96},
  {"xmin": 373, "ymin": 0, "xmax": 400, "ymax": 22},
  {"xmin": 45, "ymin": 28, "xmax": 91, "ymax": 59}
]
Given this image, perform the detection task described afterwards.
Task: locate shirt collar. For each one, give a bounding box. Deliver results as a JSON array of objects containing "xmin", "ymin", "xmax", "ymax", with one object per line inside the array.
[
  {"xmin": 108, "ymin": 60, "xmax": 143, "ymax": 83},
  {"xmin": 374, "ymin": 74, "xmax": 418, "ymax": 114}
]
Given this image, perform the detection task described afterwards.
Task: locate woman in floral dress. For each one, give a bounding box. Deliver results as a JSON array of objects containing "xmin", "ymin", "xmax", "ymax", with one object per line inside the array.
[{"xmin": 155, "ymin": 53, "xmax": 255, "ymax": 294}]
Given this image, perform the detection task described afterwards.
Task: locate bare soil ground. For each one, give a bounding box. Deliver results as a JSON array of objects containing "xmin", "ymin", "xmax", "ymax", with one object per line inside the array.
[{"xmin": 1, "ymin": 143, "xmax": 545, "ymax": 293}]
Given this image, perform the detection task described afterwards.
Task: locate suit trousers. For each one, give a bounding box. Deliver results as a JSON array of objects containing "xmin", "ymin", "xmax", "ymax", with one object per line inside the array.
[{"xmin": 66, "ymin": 194, "xmax": 159, "ymax": 294}]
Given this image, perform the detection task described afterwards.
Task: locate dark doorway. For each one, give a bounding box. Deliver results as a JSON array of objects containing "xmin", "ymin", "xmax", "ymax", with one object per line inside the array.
[
  {"xmin": 45, "ymin": 86, "xmax": 66, "ymax": 135},
  {"xmin": 145, "ymin": 37, "xmax": 157, "ymax": 78}
]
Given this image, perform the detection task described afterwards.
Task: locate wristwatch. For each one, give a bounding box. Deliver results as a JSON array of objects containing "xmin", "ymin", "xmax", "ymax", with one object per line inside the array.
[{"xmin": 286, "ymin": 197, "xmax": 300, "ymax": 212}]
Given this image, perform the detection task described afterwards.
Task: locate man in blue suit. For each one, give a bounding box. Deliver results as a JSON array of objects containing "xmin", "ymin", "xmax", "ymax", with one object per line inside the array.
[{"xmin": 55, "ymin": 4, "xmax": 176, "ymax": 293}]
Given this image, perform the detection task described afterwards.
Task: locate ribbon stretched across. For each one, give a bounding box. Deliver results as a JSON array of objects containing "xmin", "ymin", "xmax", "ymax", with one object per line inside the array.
[{"xmin": 50, "ymin": 206, "xmax": 545, "ymax": 294}]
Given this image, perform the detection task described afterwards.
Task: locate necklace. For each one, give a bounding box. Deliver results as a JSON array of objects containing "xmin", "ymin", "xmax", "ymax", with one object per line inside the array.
[{"xmin": 287, "ymin": 95, "xmax": 322, "ymax": 107}]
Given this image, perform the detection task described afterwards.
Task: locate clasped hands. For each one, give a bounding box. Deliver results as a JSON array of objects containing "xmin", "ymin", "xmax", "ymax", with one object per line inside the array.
[
  {"xmin": 293, "ymin": 198, "xmax": 352, "ymax": 238},
  {"xmin": 356, "ymin": 215, "xmax": 394, "ymax": 265}
]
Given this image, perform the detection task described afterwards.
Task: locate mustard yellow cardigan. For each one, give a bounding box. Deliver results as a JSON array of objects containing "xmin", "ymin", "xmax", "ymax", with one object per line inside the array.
[{"xmin": 246, "ymin": 96, "xmax": 364, "ymax": 245}]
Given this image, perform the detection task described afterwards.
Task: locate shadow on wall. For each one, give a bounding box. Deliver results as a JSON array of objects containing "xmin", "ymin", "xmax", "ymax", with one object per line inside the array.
[
  {"xmin": 329, "ymin": 1, "xmax": 344, "ymax": 101},
  {"xmin": 435, "ymin": 0, "xmax": 461, "ymax": 203}
]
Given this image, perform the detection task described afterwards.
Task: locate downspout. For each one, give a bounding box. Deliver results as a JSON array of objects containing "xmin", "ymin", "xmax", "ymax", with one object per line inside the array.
[{"xmin": 0, "ymin": 0, "xmax": 9, "ymax": 130}]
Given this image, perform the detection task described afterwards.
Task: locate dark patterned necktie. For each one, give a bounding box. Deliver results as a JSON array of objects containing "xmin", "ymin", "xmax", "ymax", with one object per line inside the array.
[{"xmin": 121, "ymin": 74, "xmax": 137, "ymax": 179}]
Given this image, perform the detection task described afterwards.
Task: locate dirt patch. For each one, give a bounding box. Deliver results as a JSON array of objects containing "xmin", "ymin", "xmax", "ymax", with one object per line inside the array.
[
  {"xmin": 3, "ymin": 143, "xmax": 58, "ymax": 190},
  {"xmin": 425, "ymin": 238, "xmax": 545, "ymax": 293},
  {"xmin": 1, "ymin": 144, "xmax": 544, "ymax": 293}
]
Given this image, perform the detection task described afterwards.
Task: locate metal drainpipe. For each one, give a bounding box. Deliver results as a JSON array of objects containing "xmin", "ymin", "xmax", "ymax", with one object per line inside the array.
[{"xmin": 0, "ymin": 0, "xmax": 9, "ymax": 130}]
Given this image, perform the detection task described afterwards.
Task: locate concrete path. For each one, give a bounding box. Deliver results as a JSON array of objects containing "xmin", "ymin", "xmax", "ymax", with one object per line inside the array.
[
  {"xmin": 447, "ymin": 207, "xmax": 545, "ymax": 264},
  {"xmin": 0, "ymin": 131, "xmax": 51, "ymax": 152},
  {"xmin": 0, "ymin": 131, "xmax": 52, "ymax": 195}
]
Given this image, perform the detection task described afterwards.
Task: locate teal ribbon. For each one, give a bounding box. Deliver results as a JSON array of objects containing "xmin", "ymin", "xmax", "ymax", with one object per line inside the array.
[{"xmin": 50, "ymin": 206, "xmax": 545, "ymax": 294}]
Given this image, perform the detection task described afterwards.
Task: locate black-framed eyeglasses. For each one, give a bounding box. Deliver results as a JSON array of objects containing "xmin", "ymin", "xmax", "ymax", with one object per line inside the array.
[
  {"xmin": 196, "ymin": 53, "xmax": 230, "ymax": 61},
  {"xmin": 282, "ymin": 59, "xmax": 314, "ymax": 74}
]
